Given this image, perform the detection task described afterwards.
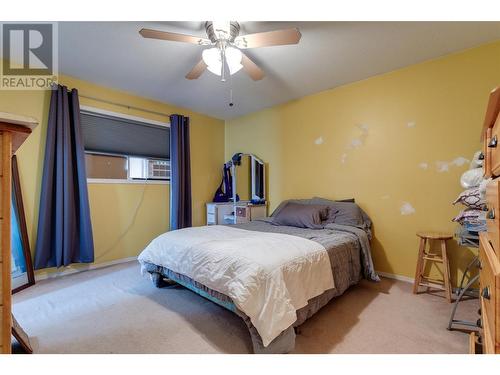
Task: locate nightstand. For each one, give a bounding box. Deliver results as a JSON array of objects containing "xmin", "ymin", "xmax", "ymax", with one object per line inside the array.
[{"xmin": 206, "ymin": 202, "xmax": 267, "ymax": 225}]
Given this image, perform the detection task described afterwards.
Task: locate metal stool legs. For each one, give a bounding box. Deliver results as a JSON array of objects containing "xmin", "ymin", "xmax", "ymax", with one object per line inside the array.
[{"xmin": 447, "ymin": 256, "xmax": 480, "ymax": 330}]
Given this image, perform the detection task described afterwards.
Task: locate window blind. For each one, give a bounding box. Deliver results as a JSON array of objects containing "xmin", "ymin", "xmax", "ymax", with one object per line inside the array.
[{"xmin": 80, "ymin": 110, "xmax": 170, "ymax": 159}]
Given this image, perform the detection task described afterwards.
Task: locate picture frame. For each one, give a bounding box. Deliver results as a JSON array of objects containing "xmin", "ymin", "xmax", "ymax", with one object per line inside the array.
[
  {"xmin": 11, "ymin": 155, "xmax": 35, "ymax": 294},
  {"xmin": 12, "ymin": 315, "xmax": 33, "ymax": 353}
]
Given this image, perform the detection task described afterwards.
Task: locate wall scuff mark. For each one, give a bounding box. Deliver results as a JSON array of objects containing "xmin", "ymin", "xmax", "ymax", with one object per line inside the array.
[
  {"xmin": 418, "ymin": 162, "xmax": 428, "ymax": 170},
  {"xmin": 314, "ymin": 136, "xmax": 324, "ymax": 145},
  {"xmin": 400, "ymin": 202, "xmax": 416, "ymax": 215},
  {"xmin": 434, "ymin": 156, "xmax": 470, "ymax": 173},
  {"xmin": 350, "ymin": 138, "xmax": 362, "ymax": 148},
  {"xmin": 357, "ymin": 124, "xmax": 369, "ymax": 133},
  {"xmin": 407, "ymin": 121, "xmax": 416, "ymax": 128},
  {"xmin": 341, "ymin": 124, "xmax": 369, "ymax": 163},
  {"xmin": 435, "ymin": 161, "xmax": 450, "ymax": 172},
  {"xmin": 452, "ymin": 156, "xmax": 469, "ymax": 167}
]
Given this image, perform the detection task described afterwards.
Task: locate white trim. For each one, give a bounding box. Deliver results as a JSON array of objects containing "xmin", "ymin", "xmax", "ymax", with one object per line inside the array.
[
  {"xmin": 35, "ymin": 256, "xmax": 138, "ymax": 281},
  {"xmin": 80, "ymin": 105, "xmax": 170, "ymax": 128},
  {"xmin": 87, "ymin": 178, "xmax": 169, "ymax": 185},
  {"xmin": 0, "ymin": 111, "xmax": 38, "ymax": 129},
  {"xmin": 377, "ymin": 271, "xmax": 415, "ymax": 284}
]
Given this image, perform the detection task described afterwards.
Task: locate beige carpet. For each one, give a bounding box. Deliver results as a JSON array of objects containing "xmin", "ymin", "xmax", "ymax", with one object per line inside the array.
[{"xmin": 12, "ymin": 261, "xmax": 477, "ymax": 354}]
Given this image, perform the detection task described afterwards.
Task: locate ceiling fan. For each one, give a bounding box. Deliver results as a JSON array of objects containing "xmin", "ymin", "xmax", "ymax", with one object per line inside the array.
[{"xmin": 139, "ymin": 21, "xmax": 301, "ymax": 82}]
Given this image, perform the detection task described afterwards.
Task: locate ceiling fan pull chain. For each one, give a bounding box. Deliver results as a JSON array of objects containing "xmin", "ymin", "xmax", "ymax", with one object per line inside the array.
[{"xmin": 220, "ymin": 44, "xmax": 226, "ymax": 82}]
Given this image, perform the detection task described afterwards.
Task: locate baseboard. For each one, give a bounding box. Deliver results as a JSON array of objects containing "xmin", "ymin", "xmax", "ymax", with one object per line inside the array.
[
  {"xmin": 34, "ymin": 256, "xmax": 138, "ymax": 281},
  {"xmin": 376, "ymin": 271, "xmax": 414, "ymax": 284},
  {"xmin": 35, "ymin": 264, "xmax": 466, "ymax": 295},
  {"xmin": 35, "ymin": 263, "xmax": 413, "ymax": 283},
  {"xmin": 377, "ymin": 271, "xmax": 469, "ymax": 295}
]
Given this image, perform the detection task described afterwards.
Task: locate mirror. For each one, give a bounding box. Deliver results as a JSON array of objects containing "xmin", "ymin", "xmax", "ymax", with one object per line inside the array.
[
  {"xmin": 11, "ymin": 155, "xmax": 35, "ymax": 293},
  {"xmin": 251, "ymin": 156, "xmax": 265, "ymax": 203},
  {"xmin": 231, "ymin": 153, "xmax": 265, "ymax": 204},
  {"xmin": 235, "ymin": 154, "xmax": 252, "ymax": 202}
]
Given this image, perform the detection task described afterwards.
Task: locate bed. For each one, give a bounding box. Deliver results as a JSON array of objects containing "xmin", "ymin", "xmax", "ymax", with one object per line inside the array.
[{"xmin": 138, "ymin": 199, "xmax": 379, "ymax": 353}]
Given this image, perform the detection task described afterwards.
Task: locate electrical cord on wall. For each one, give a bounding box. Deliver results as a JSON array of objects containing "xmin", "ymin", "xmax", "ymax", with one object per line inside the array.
[{"xmin": 95, "ymin": 183, "xmax": 148, "ymax": 261}]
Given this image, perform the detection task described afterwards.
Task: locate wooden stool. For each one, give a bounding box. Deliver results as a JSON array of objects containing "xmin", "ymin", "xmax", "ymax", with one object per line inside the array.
[{"xmin": 413, "ymin": 231, "xmax": 453, "ymax": 302}]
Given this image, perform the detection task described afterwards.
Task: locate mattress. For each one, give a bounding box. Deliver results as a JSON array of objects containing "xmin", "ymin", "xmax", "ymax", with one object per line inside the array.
[{"xmin": 141, "ymin": 218, "xmax": 376, "ymax": 353}]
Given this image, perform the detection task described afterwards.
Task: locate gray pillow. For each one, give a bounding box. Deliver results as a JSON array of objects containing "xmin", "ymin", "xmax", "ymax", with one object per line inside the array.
[
  {"xmin": 270, "ymin": 198, "xmax": 351, "ymax": 217},
  {"xmin": 270, "ymin": 199, "xmax": 317, "ymax": 218},
  {"xmin": 310, "ymin": 197, "xmax": 371, "ymax": 229},
  {"xmin": 272, "ymin": 203, "xmax": 329, "ymax": 229}
]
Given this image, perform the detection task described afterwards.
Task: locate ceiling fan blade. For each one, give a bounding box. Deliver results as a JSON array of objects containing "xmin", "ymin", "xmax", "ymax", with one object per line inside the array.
[
  {"xmin": 139, "ymin": 28, "xmax": 211, "ymax": 45},
  {"xmin": 241, "ymin": 53, "xmax": 265, "ymax": 81},
  {"xmin": 185, "ymin": 60, "xmax": 208, "ymax": 80},
  {"xmin": 234, "ymin": 28, "xmax": 301, "ymax": 49}
]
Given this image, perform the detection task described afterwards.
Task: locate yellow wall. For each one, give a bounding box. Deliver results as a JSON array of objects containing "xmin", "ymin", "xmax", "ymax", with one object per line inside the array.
[
  {"xmin": 225, "ymin": 41, "xmax": 500, "ymax": 283},
  {"xmin": 0, "ymin": 74, "xmax": 225, "ymax": 275},
  {"xmin": 3, "ymin": 40, "xmax": 500, "ymax": 283}
]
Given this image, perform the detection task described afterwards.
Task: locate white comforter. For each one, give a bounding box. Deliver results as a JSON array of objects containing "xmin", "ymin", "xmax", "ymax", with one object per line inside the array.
[{"xmin": 138, "ymin": 225, "xmax": 335, "ymax": 346}]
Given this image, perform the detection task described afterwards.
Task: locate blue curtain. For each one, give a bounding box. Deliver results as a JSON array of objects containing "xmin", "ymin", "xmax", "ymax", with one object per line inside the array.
[
  {"xmin": 169, "ymin": 114, "xmax": 192, "ymax": 230},
  {"xmin": 34, "ymin": 85, "xmax": 94, "ymax": 269}
]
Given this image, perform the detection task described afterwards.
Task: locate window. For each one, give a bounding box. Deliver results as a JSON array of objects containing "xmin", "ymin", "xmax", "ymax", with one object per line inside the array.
[
  {"xmin": 80, "ymin": 107, "xmax": 170, "ymax": 183},
  {"xmin": 85, "ymin": 153, "xmax": 128, "ymax": 180}
]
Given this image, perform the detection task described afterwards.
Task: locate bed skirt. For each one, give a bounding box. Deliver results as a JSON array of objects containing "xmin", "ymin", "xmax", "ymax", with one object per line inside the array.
[{"xmin": 141, "ymin": 261, "xmax": 360, "ymax": 354}]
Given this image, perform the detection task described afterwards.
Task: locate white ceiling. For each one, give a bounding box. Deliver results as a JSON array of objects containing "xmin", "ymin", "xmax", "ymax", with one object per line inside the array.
[{"xmin": 59, "ymin": 21, "xmax": 500, "ymax": 120}]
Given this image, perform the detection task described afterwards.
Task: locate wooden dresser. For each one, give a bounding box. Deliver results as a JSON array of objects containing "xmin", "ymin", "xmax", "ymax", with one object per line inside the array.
[
  {"xmin": 479, "ymin": 87, "xmax": 500, "ymax": 354},
  {"xmin": 0, "ymin": 113, "xmax": 37, "ymax": 354}
]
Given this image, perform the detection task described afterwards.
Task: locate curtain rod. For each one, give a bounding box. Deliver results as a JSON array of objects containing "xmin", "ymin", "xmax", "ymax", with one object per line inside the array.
[{"xmin": 79, "ymin": 94, "xmax": 171, "ymax": 119}]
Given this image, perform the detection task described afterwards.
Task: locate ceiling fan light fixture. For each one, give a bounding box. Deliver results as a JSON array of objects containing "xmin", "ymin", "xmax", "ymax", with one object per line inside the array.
[
  {"xmin": 202, "ymin": 47, "xmax": 222, "ymax": 75},
  {"xmin": 202, "ymin": 47, "xmax": 243, "ymax": 77},
  {"xmin": 225, "ymin": 47, "xmax": 243, "ymax": 74},
  {"xmin": 141, "ymin": 22, "xmax": 301, "ymax": 82}
]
